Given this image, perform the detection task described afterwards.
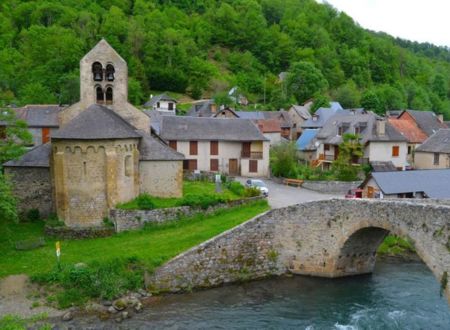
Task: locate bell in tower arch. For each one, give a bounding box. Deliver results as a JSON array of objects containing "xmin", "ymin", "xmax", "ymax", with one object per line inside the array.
[
  {"xmin": 92, "ymin": 62, "xmax": 103, "ymax": 81},
  {"xmin": 106, "ymin": 64, "xmax": 115, "ymax": 81}
]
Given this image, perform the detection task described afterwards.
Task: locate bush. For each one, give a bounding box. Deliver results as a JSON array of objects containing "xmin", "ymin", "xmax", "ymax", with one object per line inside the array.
[
  {"xmin": 32, "ymin": 258, "xmax": 144, "ymax": 308},
  {"xmin": 227, "ymin": 181, "xmax": 245, "ymax": 196},
  {"xmin": 0, "ymin": 173, "xmax": 18, "ymax": 223},
  {"xmin": 243, "ymin": 187, "xmax": 261, "ymax": 197},
  {"xmin": 177, "ymin": 194, "xmax": 227, "ymax": 209},
  {"xmin": 135, "ymin": 194, "xmax": 155, "ymax": 210}
]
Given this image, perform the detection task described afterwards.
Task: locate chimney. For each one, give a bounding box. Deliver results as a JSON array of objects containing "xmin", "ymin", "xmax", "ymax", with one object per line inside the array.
[
  {"xmin": 312, "ymin": 114, "xmax": 318, "ymax": 122},
  {"xmin": 211, "ymin": 103, "xmax": 217, "ymax": 113},
  {"xmin": 376, "ymin": 119, "xmax": 386, "ymax": 136},
  {"xmin": 438, "ymin": 114, "xmax": 444, "ymax": 123}
]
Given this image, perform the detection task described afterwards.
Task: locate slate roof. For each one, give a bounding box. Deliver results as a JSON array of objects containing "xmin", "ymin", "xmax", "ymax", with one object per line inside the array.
[
  {"xmin": 315, "ymin": 113, "xmax": 406, "ymax": 146},
  {"xmin": 187, "ymin": 99, "xmax": 215, "ymax": 117},
  {"xmin": 370, "ymin": 161, "xmax": 397, "ymax": 172},
  {"xmin": 3, "ymin": 143, "xmax": 51, "ymax": 167},
  {"xmin": 290, "ymin": 105, "xmax": 311, "ymax": 120},
  {"xmin": 160, "ymin": 116, "xmax": 268, "ymax": 141},
  {"xmin": 388, "ymin": 117, "xmax": 428, "ymax": 144},
  {"xmin": 52, "ymin": 104, "xmax": 141, "ymax": 140},
  {"xmin": 143, "ymin": 93, "xmax": 177, "ymax": 108},
  {"xmin": 415, "ymin": 129, "xmax": 450, "ymax": 154},
  {"xmin": 263, "ymin": 110, "xmax": 292, "ymax": 128},
  {"xmin": 370, "ymin": 169, "xmax": 450, "ymax": 198},
  {"xmin": 234, "ymin": 111, "xmax": 266, "ymax": 120},
  {"xmin": 138, "ymin": 132, "xmax": 184, "ymax": 161},
  {"xmin": 6, "ymin": 105, "xmax": 64, "ymax": 127},
  {"xmin": 302, "ymin": 107, "xmax": 365, "ymax": 129},
  {"xmin": 296, "ymin": 129, "xmax": 319, "ymax": 151},
  {"xmin": 401, "ymin": 110, "xmax": 447, "ymax": 136}
]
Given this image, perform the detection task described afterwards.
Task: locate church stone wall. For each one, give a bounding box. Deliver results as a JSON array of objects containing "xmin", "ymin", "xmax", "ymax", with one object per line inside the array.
[
  {"xmin": 4, "ymin": 167, "xmax": 54, "ymax": 218},
  {"xmin": 53, "ymin": 139, "xmax": 140, "ymax": 227},
  {"xmin": 139, "ymin": 160, "xmax": 183, "ymax": 198}
]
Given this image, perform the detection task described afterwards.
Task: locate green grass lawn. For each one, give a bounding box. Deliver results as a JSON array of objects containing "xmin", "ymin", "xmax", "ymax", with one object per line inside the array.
[
  {"xmin": 0, "ymin": 200, "xmax": 269, "ymax": 279},
  {"xmin": 117, "ymin": 180, "xmax": 241, "ymax": 209}
]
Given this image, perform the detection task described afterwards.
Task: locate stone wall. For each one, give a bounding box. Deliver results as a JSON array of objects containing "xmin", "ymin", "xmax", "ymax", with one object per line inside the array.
[
  {"xmin": 111, "ymin": 196, "xmax": 265, "ymax": 232},
  {"xmin": 140, "ymin": 160, "xmax": 182, "ymax": 198},
  {"xmin": 4, "ymin": 167, "xmax": 54, "ymax": 218},
  {"xmin": 45, "ymin": 226, "xmax": 114, "ymax": 239},
  {"xmin": 146, "ymin": 199, "xmax": 450, "ymax": 302},
  {"xmin": 301, "ymin": 180, "xmax": 362, "ymax": 194}
]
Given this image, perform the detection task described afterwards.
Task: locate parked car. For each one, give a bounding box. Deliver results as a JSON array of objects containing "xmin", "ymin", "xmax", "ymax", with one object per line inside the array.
[
  {"xmin": 345, "ymin": 188, "xmax": 363, "ymax": 199},
  {"xmin": 245, "ymin": 179, "xmax": 269, "ymax": 196}
]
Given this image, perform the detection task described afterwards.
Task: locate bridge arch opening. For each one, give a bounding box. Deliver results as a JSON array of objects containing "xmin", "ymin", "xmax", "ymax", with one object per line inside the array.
[{"xmin": 335, "ymin": 226, "xmax": 390, "ymax": 277}]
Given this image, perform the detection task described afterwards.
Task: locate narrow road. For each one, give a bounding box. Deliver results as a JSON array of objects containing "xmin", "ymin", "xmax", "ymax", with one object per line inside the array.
[{"xmin": 236, "ymin": 178, "xmax": 340, "ymax": 209}]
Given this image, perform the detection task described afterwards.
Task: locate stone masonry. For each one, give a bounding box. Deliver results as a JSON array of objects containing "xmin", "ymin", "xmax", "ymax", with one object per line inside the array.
[{"xmin": 146, "ymin": 199, "xmax": 450, "ymax": 303}]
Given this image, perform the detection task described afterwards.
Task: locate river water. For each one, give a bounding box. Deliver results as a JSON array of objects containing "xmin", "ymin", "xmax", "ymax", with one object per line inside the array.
[{"xmin": 64, "ymin": 259, "xmax": 450, "ymax": 329}]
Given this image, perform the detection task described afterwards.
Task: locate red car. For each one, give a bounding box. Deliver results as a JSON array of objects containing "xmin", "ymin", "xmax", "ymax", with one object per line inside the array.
[{"xmin": 345, "ymin": 188, "xmax": 363, "ymax": 199}]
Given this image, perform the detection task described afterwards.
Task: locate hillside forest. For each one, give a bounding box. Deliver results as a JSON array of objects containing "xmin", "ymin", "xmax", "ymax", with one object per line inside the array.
[{"xmin": 1, "ymin": 0, "xmax": 450, "ymax": 118}]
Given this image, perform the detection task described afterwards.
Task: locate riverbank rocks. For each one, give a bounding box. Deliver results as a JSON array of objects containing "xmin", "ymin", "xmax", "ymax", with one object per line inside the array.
[
  {"xmin": 112, "ymin": 299, "xmax": 127, "ymax": 311},
  {"xmin": 62, "ymin": 311, "xmax": 73, "ymax": 321},
  {"xmin": 134, "ymin": 302, "xmax": 143, "ymax": 313},
  {"xmin": 108, "ymin": 306, "xmax": 118, "ymax": 314}
]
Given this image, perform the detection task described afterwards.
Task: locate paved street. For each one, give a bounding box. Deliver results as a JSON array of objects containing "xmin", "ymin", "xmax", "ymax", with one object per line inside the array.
[{"xmin": 236, "ymin": 178, "xmax": 340, "ymax": 209}]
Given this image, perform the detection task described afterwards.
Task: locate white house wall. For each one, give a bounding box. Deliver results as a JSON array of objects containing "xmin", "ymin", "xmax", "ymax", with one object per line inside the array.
[{"xmin": 366, "ymin": 141, "xmax": 408, "ymax": 169}]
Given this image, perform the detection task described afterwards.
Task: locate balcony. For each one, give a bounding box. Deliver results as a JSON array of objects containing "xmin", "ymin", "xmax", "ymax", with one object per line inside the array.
[{"xmin": 241, "ymin": 151, "xmax": 263, "ymax": 159}]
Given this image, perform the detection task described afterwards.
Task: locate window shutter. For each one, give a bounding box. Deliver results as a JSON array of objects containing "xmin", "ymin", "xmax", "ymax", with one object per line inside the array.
[
  {"xmin": 210, "ymin": 141, "xmax": 218, "ymax": 155},
  {"xmin": 249, "ymin": 160, "xmax": 258, "ymax": 173},
  {"xmin": 190, "ymin": 141, "xmax": 198, "ymax": 155}
]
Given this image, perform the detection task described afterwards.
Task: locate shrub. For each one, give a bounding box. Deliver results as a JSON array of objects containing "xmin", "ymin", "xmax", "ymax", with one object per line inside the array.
[
  {"xmin": 135, "ymin": 194, "xmax": 155, "ymax": 210},
  {"xmin": 0, "ymin": 173, "xmax": 18, "ymax": 223},
  {"xmin": 177, "ymin": 194, "xmax": 227, "ymax": 209},
  {"xmin": 227, "ymin": 181, "xmax": 245, "ymax": 196},
  {"xmin": 243, "ymin": 187, "xmax": 261, "ymax": 197}
]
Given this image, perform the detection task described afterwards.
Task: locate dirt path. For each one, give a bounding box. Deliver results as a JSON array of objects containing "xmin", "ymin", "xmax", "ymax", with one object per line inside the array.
[{"xmin": 0, "ymin": 274, "xmax": 63, "ymax": 318}]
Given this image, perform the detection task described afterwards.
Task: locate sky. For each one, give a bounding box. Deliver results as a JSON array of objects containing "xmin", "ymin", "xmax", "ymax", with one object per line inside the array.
[{"xmin": 317, "ymin": 0, "xmax": 450, "ymax": 47}]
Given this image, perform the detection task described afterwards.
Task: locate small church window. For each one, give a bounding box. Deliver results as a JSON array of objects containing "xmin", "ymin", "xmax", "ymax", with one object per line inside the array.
[
  {"xmin": 96, "ymin": 86, "xmax": 104, "ymax": 104},
  {"xmin": 125, "ymin": 155, "xmax": 132, "ymax": 177},
  {"xmin": 106, "ymin": 64, "xmax": 115, "ymax": 81},
  {"xmin": 92, "ymin": 62, "xmax": 103, "ymax": 81},
  {"xmin": 106, "ymin": 87, "xmax": 113, "ymax": 105}
]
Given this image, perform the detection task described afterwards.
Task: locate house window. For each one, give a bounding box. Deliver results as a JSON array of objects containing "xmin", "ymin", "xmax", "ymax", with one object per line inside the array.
[
  {"xmin": 42, "ymin": 128, "xmax": 50, "ymax": 144},
  {"xmin": 169, "ymin": 140, "xmax": 177, "ymax": 150},
  {"xmin": 324, "ymin": 144, "xmax": 330, "ymax": 151},
  {"xmin": 168, "ymin": 102, "xmax": 174, "ymax": 110},
  {"xmin": 157, "ymin": 102, "xmax": 160, "ymax": 108},
  {"xmin": 249, "ymin": 159, "xmax": 258, "ymax": 173},
  {"xmin": 183, "ymin": 159, "xmax": 197, "ymax": 171},
  {"xmin": 392, "ymin": 146, "xmax": 399, "ymax": 157},
  {"xmin": 210, "ymin": 159, "xmax": 219, "ymax": 171},
  {"xmin": 408, "ymin": 146, "xmax": 412, "ymax": 155},
  {"xmin": 434, "ymin": 153, "xmax": 440, "ymax": 165},
  {"xmin": 190, "ymin": 141, "xmax": 198, "ymax": 155},
  {"xmin": 210, "ymin": 141, "xmax": 218, "ymax": 155},
  {"xmin": 338, "ymin": 126, "xmax": 344, "ymax": 136}
]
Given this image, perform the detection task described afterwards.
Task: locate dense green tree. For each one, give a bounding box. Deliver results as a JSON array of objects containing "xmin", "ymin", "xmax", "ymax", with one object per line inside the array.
[
  {"xmin": 0, "ymin": 108, "xmax": 33, "ymax": 164},
  {"xmin": 287, "ymin": 61, "xmax": 328, "ymax": 104},
  {"xmin": 332, "ymin": 133, "xmax": 363, "ymax": 181},
  {"xmin": 333, "ymin": 81, "xmax": 361, "ymax": 109},
  {"xmin": 361, "ymin": 90, "xmax": 383, "ymax": 114}
]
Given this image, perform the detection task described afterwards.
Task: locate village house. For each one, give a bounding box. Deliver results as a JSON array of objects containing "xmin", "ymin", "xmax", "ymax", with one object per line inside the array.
[
  {"xmin": 396, "ymin": 110, "xmax": 447, "ymax": 136},
  {"xmin": 0, "ymin": 105, "xmax": 65, "ymax": 146},
  {"xmin": 414, "ymin": 129, "xmax": 450, "ymax": 169},
  {"xmin": 301, "ymin": 112, "xmax": 408, "ymax": 170},
  {"xmin": 187, "ymin": 99, "xmax": 218, "ymax": 117},
  {"xmin": 159, "ymin": 116, "xmax": 270, "ymax": 177},
  {"xmin": 256, "ymin": 119, "xmax": 283, "ymax": 146},
  {"xmin": 288, "ymin": 104, "xmax": 312, "ymax": 139},
  {"xmin": 360, "ymin": 169, "xmax": 450, "ymax": 199},
  {"xmin": 3, "ymin": 40, "xmax": 184, "ymax": 227},
  {"xmin": 143, "ymin": 93, "xmax": 177, "ymax": 114}
]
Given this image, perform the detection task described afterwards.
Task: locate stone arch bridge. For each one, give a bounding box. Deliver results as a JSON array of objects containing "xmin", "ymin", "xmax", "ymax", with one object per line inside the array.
[{"xmin": 147, "ymin": 199, "xmax": 450, "ymax": 302}]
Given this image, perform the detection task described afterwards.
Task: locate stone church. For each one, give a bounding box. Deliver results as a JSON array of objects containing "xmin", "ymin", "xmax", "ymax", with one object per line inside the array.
[{"xmin": 4, "ymin": 40, "xmax": 184, "ymax": 227}]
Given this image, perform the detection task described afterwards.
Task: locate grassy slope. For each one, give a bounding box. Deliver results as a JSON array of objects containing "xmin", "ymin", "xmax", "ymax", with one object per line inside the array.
[
  {"xmin": 0, "ymin": 201, "xmax": 269, "ymax": 278},
  {"xmin": 117, "ymin": 180, "xmax": 240, "ymax": 209}
]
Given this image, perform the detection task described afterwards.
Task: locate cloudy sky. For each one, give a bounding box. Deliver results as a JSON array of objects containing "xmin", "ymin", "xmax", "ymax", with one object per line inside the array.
[{"xmin": 318, "ymin": 0, "xmax": 450, "ymax": 47}]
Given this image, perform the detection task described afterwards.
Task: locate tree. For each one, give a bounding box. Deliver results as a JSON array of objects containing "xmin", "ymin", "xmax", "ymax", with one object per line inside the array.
[
  {"xmin": 333, "ymin": 81, "xmax": 361, "ymax": 109},
  {"xmin": 310, "ymin": 94, "xmax": 330, "ymax": 112},
  {"xmin": 0, "ymin": 108, "xmax": 32, "ymax": 164},
  {"xmin": 287, "ymin": 61, "xmax": 328, "ymax": 104},
  {"xmin": 361, "ymin": 90, "xmax": 383, "ymax": 114},
  {"xmin": 0, "ymin": 172, "xmax": 18, "ymax": 223},
  {"xmin": 332, "ymin": 133, "xmax": 363, "ymax": 181},
  {"xmin": 270, "ymin": 142, "xmax": 299, "ymax": 178}
]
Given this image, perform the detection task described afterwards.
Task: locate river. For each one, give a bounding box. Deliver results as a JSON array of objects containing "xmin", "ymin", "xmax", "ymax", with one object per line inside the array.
[{"xmin": 61, "ymin": 259, "xmax": 450, "ymax": 329}]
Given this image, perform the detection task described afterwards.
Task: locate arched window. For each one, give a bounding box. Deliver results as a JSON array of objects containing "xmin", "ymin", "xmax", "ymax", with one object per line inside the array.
[
  {"xmin": 92, "ymin": 62, "xmax": 103, "ymax": 81},
  {"xmin": 106, "ymin": 64, "xmax": 115, "ymax": 81},
  {"xmin": 96, "ymin": 86, "xmax": 104, "ymax": 104},
  {"xmin": 105, "ymin": 87, "xmax": 113, "ymax": 105},
  {"xmin": 124, "ymin": 155, "xmax": 132, "ymax": 177}
]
